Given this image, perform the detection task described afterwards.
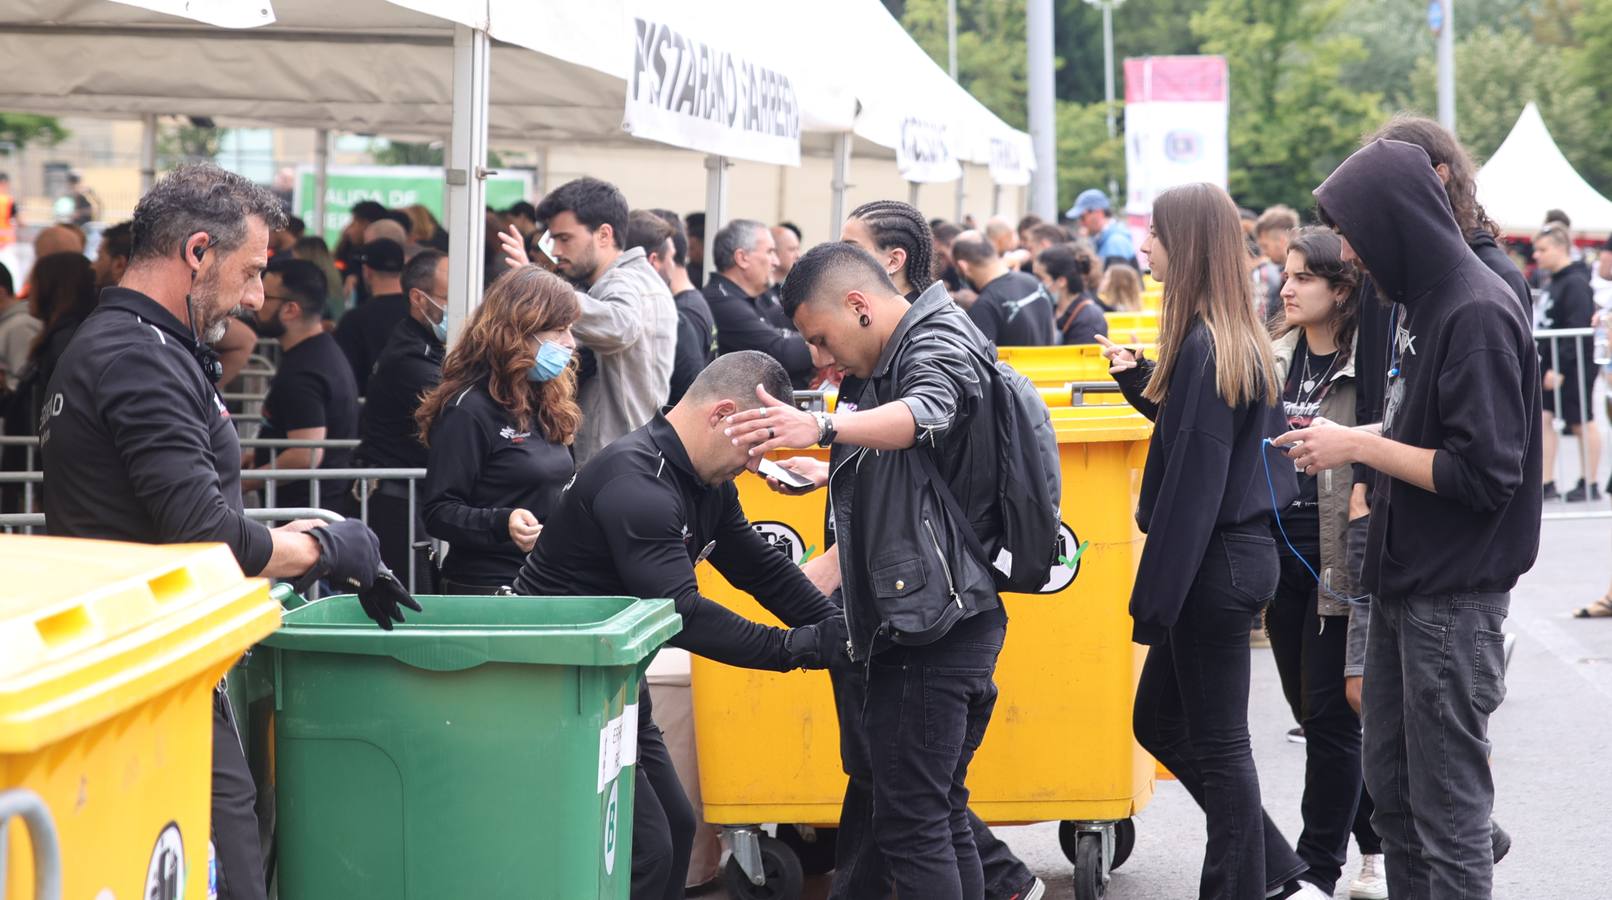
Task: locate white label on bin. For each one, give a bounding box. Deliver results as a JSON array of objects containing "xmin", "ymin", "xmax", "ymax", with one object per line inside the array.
[
  {"xmin": 597, "ymin": 702, "xmax": 640, "ymax": 794},
  {"xmin": 992, "ymin": 522, "xmax": 1084, "ymax": 594},
  {"xmin": 752, "ymin": 521, "xmax": 808, "ymax": 565},
  {"xmin": 143, "ymin": 822, "xmax": 185, "ymax": 900},
  {"xmin": 603, "ymin": 778, "xmax": 620, "ymax": 875}
]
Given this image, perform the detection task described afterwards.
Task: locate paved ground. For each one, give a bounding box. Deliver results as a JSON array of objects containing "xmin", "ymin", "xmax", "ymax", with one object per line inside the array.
[{"xmin": 705, "ymin": 399, "xmax": 1612, "ymax": 899}]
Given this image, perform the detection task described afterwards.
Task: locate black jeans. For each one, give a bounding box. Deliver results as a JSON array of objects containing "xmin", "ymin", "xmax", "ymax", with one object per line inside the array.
[
  {"xmin": 856, "ymin": 610, "xmax": 1006, "ymax": 900},
  {"xmin": 630, "ymin": 686, "xmax": 696, "ymax": 900},
  {"xmin": 1266, "ymin": 551, "xmax": 1366, "ymax": 894},
  {"xmin": 829, "ymin": 620, "xmax": 1032, "ymax": 900},
  {"xmin": 1134, "ymin": 529, "xmax": 1306, "ymax": 900},
  {"xmin": 1363, "ymin": 591, "xmax": 1508, "ymax": 900},
  {"xmin": 213, "ymin": 689, "xmax": 268, "ymax": 900}
]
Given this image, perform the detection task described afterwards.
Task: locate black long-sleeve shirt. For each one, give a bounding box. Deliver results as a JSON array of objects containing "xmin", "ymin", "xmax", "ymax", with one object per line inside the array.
[
  {"xmin": 334, "ymin": 291, "xmax": 409, "ymax": 396},
  {"xmin": 704, "ymin": 273, "xmax": 815, "ymax": 388},
  {"xmin": 1538, "ymin": 258, "xmax": 1596, "ymax": 382},
  {"xmin": 40, "ymin": 288, "xmax": 273, "ymax": 574},
  {"xmin": 669, "ymin": 288, "xmax": 716, "ymax": 404},
  {"xmin": 513, "ymin": 414, "xmax": 838, "ymax": 670},
  {"xmin": 423, "ymin": 384, "xmax": 575, "ymax": 587},
  {"xmin": 357, "ymin": 317, "xmax": 444, "ymax": 469},
  {"xmin": 1113, "ymin": 322, "xmax": 1295, "ymax": 644}
]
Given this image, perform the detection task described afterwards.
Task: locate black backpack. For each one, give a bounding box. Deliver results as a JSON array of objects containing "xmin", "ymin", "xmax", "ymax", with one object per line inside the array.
[{"xmin": 911, "ymin": 335, "xmax": 1063, "ymax": 594}]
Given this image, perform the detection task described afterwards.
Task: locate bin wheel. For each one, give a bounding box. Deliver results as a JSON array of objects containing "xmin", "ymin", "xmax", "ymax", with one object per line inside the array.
[
  {"xmin": 1071, "ymin": 832, "xmax": 1106, "ymax": 900},
  {"xmin": 1111, "ymin": 818, "xmax": 1136, "ymax": 871},
  {"xmin": 776, "ymin": 824, "xmax": 837, "ymax": 876},
  {"xmin": 1058, "ymin": 818, "xmax": 1135, "ymax": 870},
  {"xmin": 723, "ymin": 835, "xmax": 805, "ymax": 900}
]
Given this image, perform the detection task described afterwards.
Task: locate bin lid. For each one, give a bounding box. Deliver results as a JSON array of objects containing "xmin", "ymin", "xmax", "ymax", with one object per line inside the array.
[
  {"xmin": 263, "ymin": 594, "xmax": 682, "ymax": 672},
  {"xmin": 0, "ymin": 536, "xmax": 281, "ymax": 752},
  {"xmin": 1050, "ymin": 406, "xmax": 1154, "ymax": 443}
]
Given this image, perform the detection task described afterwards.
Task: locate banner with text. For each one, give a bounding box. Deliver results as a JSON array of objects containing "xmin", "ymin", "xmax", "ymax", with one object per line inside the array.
[
  {"xmin": 294, "ymin": 165, "xmax": 533, "ymax": 246},
  {"xmin": 1123, "ymin": 56, "xmax": 1229, "ymax": 217},
  {"xmin": 897, "ymin": 116, "xmax": 961, "ymax": 183},
  {"xmin": 625, "ymin": 16, "xmax": 801, "ymax": 166}
]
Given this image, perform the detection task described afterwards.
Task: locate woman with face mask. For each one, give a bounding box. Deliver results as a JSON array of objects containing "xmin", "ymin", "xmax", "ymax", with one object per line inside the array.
[{"xmin": 415, "ymin": 265, "xmax": 581, "ymax": 593}]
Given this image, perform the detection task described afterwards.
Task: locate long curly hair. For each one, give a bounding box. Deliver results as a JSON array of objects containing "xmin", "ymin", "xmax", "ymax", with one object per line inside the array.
[
  {"xmin": 415, "ymin": 265, "xmax": 582, "ymax": 446},
  {"xmin": 1368, "ymin": 114, "xmax": 1501, "ymax": 240}
]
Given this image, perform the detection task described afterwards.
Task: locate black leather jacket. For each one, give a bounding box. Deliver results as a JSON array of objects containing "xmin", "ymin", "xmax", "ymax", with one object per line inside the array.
[{"xmin": 828, "ymin": 282, "xmax": 1002, "ymax": 660}]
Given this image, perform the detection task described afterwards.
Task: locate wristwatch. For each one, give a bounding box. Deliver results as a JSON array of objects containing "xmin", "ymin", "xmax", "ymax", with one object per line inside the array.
[{"xmin": 813, "ymin": 412, "xmax": 837, "ymax": 447}]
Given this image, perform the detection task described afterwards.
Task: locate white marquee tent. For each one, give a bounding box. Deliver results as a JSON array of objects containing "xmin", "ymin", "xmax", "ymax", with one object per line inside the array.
[
  {"xmin": 0, "ymin": 0, "xmax": 1035, "ymax": 323},
  {"xmin": 1476, "ymin": 102, "xmax": 1612, "ymax": 238}
]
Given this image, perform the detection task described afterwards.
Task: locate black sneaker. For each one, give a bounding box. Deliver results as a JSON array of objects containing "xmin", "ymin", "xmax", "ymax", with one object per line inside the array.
[
  {"xmin": 1543, "ymin": 482, "xmax": 1561, "ymax": 501},
  {"xmin": 1492, "ymin": 819, "xmax": 1512, "ymax": 864},
  {"xmin": 1286, "ymin": 726, "xmax": 1306, "ymax": 744},
  {"xmin": 1565, "ymin": 480, "xmax": 1600, "ymax": 503}
]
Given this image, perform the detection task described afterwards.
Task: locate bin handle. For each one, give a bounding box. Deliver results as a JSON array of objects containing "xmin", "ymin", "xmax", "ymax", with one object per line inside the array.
[{"xmin": 0, "ymin": 788, "xmax": 62, "ymax": 900}]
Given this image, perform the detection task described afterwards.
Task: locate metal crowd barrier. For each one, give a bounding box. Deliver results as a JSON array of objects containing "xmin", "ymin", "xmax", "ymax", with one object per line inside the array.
[
  {"xmin": 0, "ymin": 468, "xmax": 434, "ymax": 593},
  {"xmin": 1535, "ymin": 327, "xmax": 1610, "ymax": 522}
]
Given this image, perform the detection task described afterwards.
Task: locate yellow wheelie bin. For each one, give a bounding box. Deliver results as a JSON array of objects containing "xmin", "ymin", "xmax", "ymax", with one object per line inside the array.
[
  {"xmin": 1104, "ymin": 310, "xmax": 1160, "ymax": 345},
  {"xmin": 0, "ymin": 536, "xmax": 280, "ymax": 900},
  {"xmin": 690, "ymin": 404, "xmax": 1154, "ymax": 900}
]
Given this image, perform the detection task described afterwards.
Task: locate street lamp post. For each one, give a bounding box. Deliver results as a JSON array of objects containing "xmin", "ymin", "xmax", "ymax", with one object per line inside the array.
[{"xmin": 1086, "ymin": 0, "xmax": 1126, "ymax": 200}]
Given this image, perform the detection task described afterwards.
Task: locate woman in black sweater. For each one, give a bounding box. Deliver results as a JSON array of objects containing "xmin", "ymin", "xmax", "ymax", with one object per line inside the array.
[
  {"xmin": 415, "ymin": 265, "xmax": 581, "ymax": 594},
  {"xmin": 1099, "ymin": 183, "xmax": 1316, "ymax": 900}
]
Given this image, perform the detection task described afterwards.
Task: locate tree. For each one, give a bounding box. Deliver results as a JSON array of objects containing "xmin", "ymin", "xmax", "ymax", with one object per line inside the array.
[
  {"xmin": 1566, "ymin": 0, "xmax": 1612, "ymax": 194},
  {"xmin": 1409, "ymin": 26, "xmax": 1606, "ymax": 192},
  {"xmin": 1191, "ymin": 0, "xmax": 1382, "ymax": 211},
  {"xmin": 1334, "ymin": 0, "xmax": 1534, "ymax": 112},
  {"xmin": 900, "ymin": 0, "xmax": 1029, "ymax": 129},
  {"xmin": 1055, "ymin": 99, "xmax": 1125, "ymax": 211},
  {"xmin": 157, "ymin": 121, "xmax": 229, "ymax": 166},
  {"xmin": 372, "ymin": 140, "xmax": 444, "ymax": 166},
  {"xmin": 0, "ymin": 114, "xmax": 68, "ymax": 154}
]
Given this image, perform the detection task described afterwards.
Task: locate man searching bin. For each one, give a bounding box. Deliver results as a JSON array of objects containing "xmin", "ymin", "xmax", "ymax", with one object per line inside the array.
[
  {"xmin": 37, "ymin": 163, "xmax": 418, "ymax": 900},
  {"xmin": 512, "ymin": 350, "xmax": 848, "ymax": 900}
]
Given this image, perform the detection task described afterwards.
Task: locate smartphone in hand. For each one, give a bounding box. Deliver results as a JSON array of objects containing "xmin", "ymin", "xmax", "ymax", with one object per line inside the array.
[{"xmin": 758, "ymin": 457, "xmax": 817, "ymax": 493}]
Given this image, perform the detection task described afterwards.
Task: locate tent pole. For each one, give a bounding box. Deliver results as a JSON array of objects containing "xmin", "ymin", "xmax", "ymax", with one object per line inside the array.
[
  {"xmin": 703, "ymin": 154, "xmax": 730, "ymax": 286},
  {"xmin": 954, "ymin": 165, "xmax": 966, "ymax": 223},
  {"xmin": 829, "ymin": 133, "xmax": 852, "ymax": 239},
  {"xmin": 445, "ymin": 24, "xmax": 491, "ymax": 343},
  {"xmin": 139, "ymin": 114, "xmax": 157, "ymax": 193},
  {"xmin": 907, "ymin": 181, "xmax": 921, "ymax": 210},
  {"xmin": 993, "ymin": 184, "xmax": 1004, "ymax": 218},
  {"xmin": 313, "ymin": 128, "xmax": 329, "ymax": 241}
]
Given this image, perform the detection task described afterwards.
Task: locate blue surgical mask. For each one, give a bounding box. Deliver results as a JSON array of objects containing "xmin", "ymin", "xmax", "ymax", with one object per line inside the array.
[
  {"xmin": 422, "ymin": 294, "xmax": 449, "ymax": 343},
  {"xmin": 528, "ymin": 340, "xmax": 573, "ymax": 382}
]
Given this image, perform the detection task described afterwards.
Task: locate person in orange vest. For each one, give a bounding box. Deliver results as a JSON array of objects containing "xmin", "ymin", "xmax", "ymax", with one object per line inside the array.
[{"xmin": 0, "ymin": 172, "xmax": 18, "ymax": 248}]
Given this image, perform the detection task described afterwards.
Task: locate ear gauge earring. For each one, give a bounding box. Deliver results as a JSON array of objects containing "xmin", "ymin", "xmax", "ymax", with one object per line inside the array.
[{"xmin": 858, "ymin": 314, "xmax": 871, "ymax": 327}]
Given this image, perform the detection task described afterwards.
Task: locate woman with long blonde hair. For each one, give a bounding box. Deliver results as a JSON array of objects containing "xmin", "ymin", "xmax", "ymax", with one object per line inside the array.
[
  {"xmin": 1098, "ymin": 183, "xmax": 1316, "ymax": 899},
  {"xmin": 415, "ymin": 265, "xmax": 582, "ymax": 593}
]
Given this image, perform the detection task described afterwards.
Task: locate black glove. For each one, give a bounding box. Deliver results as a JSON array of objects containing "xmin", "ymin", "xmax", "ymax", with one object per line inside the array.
[
  {"xmin": 307, "ymin": 519, "xmax": 382, "ymax": 593},
  {"xmin": 782, "ymin": 614, "xmax": 850, "ymax": 671},
  {"xmin": 357, "ymin": 568, "xmax": 424, "ymax": 631}
]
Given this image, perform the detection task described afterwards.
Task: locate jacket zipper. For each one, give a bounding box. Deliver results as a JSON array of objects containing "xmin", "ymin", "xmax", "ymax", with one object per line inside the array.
[
  {"xmin": 924, "ymin": 518, "xmax": 962, "ymax": 607},
  {"xmin": 830, "ymin": 448, "xmax": 866, "ymax": 661}
]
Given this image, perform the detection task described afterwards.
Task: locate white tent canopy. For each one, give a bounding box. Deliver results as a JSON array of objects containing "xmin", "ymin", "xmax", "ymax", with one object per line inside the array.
[
  {"xmin": 1476, "ymin": 102, "xmax": 1612, "ymax": 237},
  {"xmin": 1, "ymin": 0, "xmax": 1031, "ymax": 171}
]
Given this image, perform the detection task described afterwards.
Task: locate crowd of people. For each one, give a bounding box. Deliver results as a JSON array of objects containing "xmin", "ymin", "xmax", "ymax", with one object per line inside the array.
[{"xmin": 0, "ymin": 107, "xmax": 1606, "ymax": 900}]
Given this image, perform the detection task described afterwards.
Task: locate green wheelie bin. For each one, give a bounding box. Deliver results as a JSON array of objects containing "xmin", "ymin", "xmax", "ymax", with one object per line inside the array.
[{"xmin": 260, "ymin": 592, "xmax": 681, "ymax": 900}]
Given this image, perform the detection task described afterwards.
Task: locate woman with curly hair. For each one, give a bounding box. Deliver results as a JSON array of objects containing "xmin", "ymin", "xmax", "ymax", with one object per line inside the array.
[{"xmin": 416, "ymin": 265, "xmax": 581, "ymax": 593}]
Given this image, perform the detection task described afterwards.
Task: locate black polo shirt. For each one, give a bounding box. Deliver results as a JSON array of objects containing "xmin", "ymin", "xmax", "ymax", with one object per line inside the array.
[
  {"xmin": 253, "ymin": 331, "xmax": 359, "ymax": 509},
  {"xmin": 335, "ymin": 291, "xmax": 409, "ymax": 395},
  {"xmin": 669, "ymin": 288, "xmax": 716, "ymax": 404},
  {"xmin": 422, "ymin": 384, "xmax": 576, "ymax": 587},
  {"xmin": 40, "ymin": 287, "xmax": 273, "ymax": 574},
  {"xmin": 357, "ymin": 317, "xmax": 444, "ymax": 469},
  {"xmin": 704, "ymin": 272, "xmax": 815, "ymax": 388},
  {"xmin": 513, "ymin": 414, "xmax": 838, "ymax": 670}
]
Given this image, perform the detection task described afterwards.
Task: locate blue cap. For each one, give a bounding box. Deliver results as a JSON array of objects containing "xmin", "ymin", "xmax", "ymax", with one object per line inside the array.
[{"xmin": 1066, "ymin": 189, "xmax": 1111, "ymax": 219}]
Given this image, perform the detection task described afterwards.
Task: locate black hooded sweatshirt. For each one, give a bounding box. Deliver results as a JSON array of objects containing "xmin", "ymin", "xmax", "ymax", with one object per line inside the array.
[
  {"xmin": 1314, "ymin": 139, "xmax": 1541, "ymax": 599},
  {"xmin": 1537, "ymin": 258, "xmax": 1596, "ymax": 381}
]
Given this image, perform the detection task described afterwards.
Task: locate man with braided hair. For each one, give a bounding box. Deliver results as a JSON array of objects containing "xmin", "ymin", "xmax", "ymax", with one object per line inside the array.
[{"xmin": 782, "ymin": 200, "xmax": 1047, "ymax": 900}]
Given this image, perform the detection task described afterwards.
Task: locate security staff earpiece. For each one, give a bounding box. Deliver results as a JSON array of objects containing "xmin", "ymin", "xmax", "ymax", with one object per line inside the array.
[{"xmin": 181, "ymin": 236, "xmax": 224, "ymax": 383}]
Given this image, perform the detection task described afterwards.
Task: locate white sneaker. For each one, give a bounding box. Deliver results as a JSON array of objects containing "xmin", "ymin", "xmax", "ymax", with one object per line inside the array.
[
  {"xmin": 1291, "ymin": 882, "xmax": 1330, "ymax": 899},
  {"xmin": 1350, "ymin": 853, "xmax": 1390, "ymax": 899}
]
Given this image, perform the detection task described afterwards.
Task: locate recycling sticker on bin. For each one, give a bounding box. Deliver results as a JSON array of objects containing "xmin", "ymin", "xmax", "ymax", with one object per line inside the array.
[
  {"xmin": 597, "ymin": 702, "xmax": 640, "ymax": 793},
  {"xmin": 993, "ymin": 522, "xmax": 1087, "ymax": 594}
]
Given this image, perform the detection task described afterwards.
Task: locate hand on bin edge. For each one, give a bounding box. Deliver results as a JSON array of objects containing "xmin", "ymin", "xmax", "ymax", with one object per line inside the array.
[
  {"xmin": 297, "ymin": 520, "xmax": 424, "ymax": 630},
  {"xmin": 782, "ymin": 615, "xmax": 851, "ymax": 671},
  {"xmin": 358, "ymin": 568, "xmax": 424, "ymax": 631}
]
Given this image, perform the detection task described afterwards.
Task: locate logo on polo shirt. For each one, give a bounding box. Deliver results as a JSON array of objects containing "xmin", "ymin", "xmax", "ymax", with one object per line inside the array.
[{"xmin": 499, "ymin": 426, "xmax": 530, "ymax": 444}]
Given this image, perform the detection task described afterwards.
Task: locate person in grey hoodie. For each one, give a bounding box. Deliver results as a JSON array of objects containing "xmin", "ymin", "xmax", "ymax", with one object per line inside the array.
[
  {"xmin": 1276, "ymin": 139, "xmax": 1542, "ymax": 900},
  {"xmin": 501, "ymin": 177, "xmax": 677, "ymax": 461}
]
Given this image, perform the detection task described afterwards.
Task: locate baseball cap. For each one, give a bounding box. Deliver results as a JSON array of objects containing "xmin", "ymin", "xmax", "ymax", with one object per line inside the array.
[
  {"xmin": 355, "ymin": 238, "xmax": 405, "ymax": 273},
  {"xmin": 1066, "ymin": 189, "xmax": 1111, "ymax": 219}
]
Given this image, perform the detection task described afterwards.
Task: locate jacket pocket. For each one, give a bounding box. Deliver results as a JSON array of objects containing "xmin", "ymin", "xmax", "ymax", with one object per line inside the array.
[
  {"xmin": 1222, "ymin": 531, "xmax": 1279, "ymax": 607},
  {"xmin": 870, "ymin": 557, "xmax": 927, "ymax": 601}
]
